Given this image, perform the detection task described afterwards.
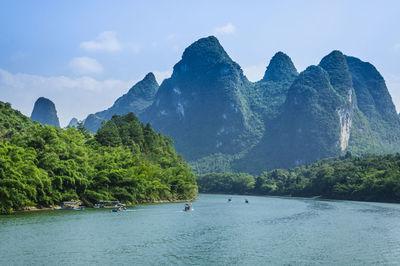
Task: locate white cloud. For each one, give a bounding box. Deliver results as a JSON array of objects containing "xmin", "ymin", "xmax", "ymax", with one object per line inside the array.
[
  {"xmin": 167, "ymin": 34, "xmax": 176, "ymax": 41},
  {"xmin": 0, "ymin": 68, "xmax": 133, "ymax": 127},
  {"xmin": 394, "ymin": 43, "xmax": 400, "ymax": 52},
  {"xmin": 213, "ymin": 23, "xmax": 236, "ymax": 35},
  {"xmin": 80, "ymin": 31, "xmax": 121, "ymax": 52},
  {"xmin": 242, "ymin": 64, "xmax": 266, "ymax": 82},
  {"xmin": 153, "ymin": 70, "xmax": 172, "ymax": 84},
  {"xmin": 130, "ymin": 44, "xmax": 141, "ymax": 54},
  {"xmin": 69, "ymin": 57, "xmax": 103, "ymax": 75}
]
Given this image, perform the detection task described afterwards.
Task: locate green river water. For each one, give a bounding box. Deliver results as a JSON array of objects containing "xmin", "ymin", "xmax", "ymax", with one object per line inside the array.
[{"xmin": 1, "ymin": 194, "xmax": 400, "ymax": 265}]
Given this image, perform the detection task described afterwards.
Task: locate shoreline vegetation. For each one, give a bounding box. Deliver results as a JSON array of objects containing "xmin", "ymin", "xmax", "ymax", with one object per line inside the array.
[
  {"xmin": 197, "ymin": 192, "xmax": 400, "ymax": 205},
  {"xmin": 197, "ymin": 152, "xmax": 400, "ymax": 204},
  {"xmin": 0, "ymin": 102, "xmax": 197, "ymax": 215}
]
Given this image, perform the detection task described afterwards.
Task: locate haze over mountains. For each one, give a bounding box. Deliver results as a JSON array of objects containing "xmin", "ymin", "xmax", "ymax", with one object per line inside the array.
[{"xmin": 32, "ymin": 36, "xmax": 400, "ymax": 174}]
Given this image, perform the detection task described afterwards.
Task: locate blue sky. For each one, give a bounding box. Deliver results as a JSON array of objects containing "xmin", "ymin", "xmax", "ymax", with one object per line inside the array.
[{"xmin": 1, "ymin": 0, "xmax": 400, "ymax": 126}]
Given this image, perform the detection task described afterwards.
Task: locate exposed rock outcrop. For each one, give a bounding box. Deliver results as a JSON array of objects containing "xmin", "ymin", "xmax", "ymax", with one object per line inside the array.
[{"xmin": 30, "ymin": 97, "xmax": 60, "ymax": 127}]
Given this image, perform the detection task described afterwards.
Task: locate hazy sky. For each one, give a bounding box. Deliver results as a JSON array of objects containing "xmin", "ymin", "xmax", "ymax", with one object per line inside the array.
[{"xmin": 1, "ymin": 0, "xmax": 400, "ymax": 126}]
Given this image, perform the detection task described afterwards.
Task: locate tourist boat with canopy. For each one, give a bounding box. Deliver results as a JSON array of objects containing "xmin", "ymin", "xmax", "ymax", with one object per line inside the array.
[{"xmin": 54, "ymin": 201, "xmax": 85, "ymax": 210}]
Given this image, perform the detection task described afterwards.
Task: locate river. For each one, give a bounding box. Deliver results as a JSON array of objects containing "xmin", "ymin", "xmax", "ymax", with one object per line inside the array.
[{"xmin": 1, "ymin": 194, "xmax": 400, "ymax": 265}]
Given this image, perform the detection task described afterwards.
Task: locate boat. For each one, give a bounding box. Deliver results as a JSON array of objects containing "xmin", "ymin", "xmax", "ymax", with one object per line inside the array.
[
  {"xmin": 112, "ymin": 205, "xmax": 127, "ymax": 212},
  {"xmin": 184, "ymin": 203, "xmax": 193, "ymax": 211},
  {"xmin": 94, "ymin": 200, "xmax": 124, "ymax": 209},
  {"xmin": 54, "ymin": 201, "xmax": 85, "ymax": 210}
]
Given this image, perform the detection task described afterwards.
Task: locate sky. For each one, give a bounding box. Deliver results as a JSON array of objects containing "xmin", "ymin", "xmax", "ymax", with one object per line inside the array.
[{"xmin": 1, "ymin": 0, "xmax": 400, "ymax": 126}]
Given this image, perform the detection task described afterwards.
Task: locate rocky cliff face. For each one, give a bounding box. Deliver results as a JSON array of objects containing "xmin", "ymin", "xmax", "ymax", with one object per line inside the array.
[
  {"xmin": 318, "ymin": 50, "xmax": 354, "ymax": 151},
  {"xmin": 337, "ymin": 108, "xmax": 352, "ymax": 151},
  {"xmin": 30, "ymin": 97, "xmax": 60, "ymax": 127},
  {"xmin": 83, "ymin": 72, "xmax": 159, "ymax": 132}
]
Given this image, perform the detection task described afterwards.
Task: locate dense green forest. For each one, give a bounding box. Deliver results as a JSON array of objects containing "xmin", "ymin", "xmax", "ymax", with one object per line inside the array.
[
  {"xmin": 197, "ymin": 152, "xmax": 400, "ymax": 203},
  {"xmin": 0, "ymin": 102, "xmax": 197, "ymax": 214}
]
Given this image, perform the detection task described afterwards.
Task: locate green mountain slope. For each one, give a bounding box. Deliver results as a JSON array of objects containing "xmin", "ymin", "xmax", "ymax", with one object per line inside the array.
[
  {"xmin": 141, "ymin": 36, "xmax": 263, "ymax": 161},
  {"xmin": 233, "ymin": 50, "xmax": 400, "ymax": 174},
  {"xmin": 0, "ymin": 101, "xmax": 35, "ymax": 140},
  {"xmin": 346, "ymin": 55, "xmax": 400, "ymax": 153}
]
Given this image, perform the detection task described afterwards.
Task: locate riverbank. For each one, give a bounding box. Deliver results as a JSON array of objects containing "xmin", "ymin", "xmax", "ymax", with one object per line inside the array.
[
  {"xmin": 15, "ymin": 198, "xmax": 196, "ymax": 214},
  {"xmin": 138, "ymin": 198, "xmax": 196, "ymax": 204},
  {"xmin": 20, "ymin": 206, "xmax": 55, "ymax": 213}
]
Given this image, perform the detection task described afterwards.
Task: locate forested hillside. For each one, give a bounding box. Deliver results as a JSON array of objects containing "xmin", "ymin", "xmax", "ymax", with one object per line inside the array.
[{"xmin": 0, "ymin": 102, "xmax": 197, "ymax": 214}]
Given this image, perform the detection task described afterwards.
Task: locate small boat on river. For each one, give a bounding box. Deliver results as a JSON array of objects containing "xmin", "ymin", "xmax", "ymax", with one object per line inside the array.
[
  {"xmin": 54, "ymin": 201, "xmax": 85, "ymax": 210},
  {"xmin": 94, "ymin": 200, "xmax": 124, "ymax": 209},
  {"xmin": 184, "ymin": 203, "xmax": 193, "ymax": 211},
  {"xmin": 112, "ymin": 203, "xmax": 127, "ymax": 212}
]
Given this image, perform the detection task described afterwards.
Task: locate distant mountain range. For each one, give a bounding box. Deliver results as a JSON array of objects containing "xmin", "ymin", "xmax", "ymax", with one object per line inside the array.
[
  {"xmin": 32, "ymin": 36, "xmax": 400, "ymax": 174},
  {"xmin": 83, "ymin": 72, "xmax": 158, "ymax": 132}
]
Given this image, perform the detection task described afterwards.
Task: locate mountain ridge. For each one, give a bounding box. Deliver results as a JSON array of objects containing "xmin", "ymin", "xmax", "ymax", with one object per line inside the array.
[
  {"xmin": 83, "ymin": 72, "xmax": 159, "ymax": 132},
  {"xmin": 76, "ymin": 36, "xmax": 400, "ymax": 174}
]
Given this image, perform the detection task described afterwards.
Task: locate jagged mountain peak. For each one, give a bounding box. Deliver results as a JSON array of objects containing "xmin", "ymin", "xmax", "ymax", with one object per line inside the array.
[
  {"xmin": 143, "ymin": 72, "xmax": 156, "ymax": 82},
  {"xmin": 319, "ymin": 50, "xmax": 347, "ymax": 70},
  {"xmin": 291, "ymin": 65, "xmax": 330, "ymax": 89},
  {"xmin": 262, "ymin": 51, "xmax": 298, "ymax": 82},
  {"xmin": 83, "ymin": 72, "xmax": 159, "ymax": 132},
  {"xmin": 181, "ymin": 35, "xmax": 229, "ymax": 62},
  {"xmin": 34, "ymin": 97, "xmax": 54, "ymax": 107},
  {"xmin": 68, "ymin": 117, "xmax": 79, "ymax": 127},
  {"xmin": 142, "ymin": 35, "xmax": 258, "ymax": 160},
  {"xmin": 319, "ymin": 50, "xmax": 353, "ymax": 98},
  {"xmin": 172, "ymin": 36, "xmax": 240, "ymax": 79},
  {"xmin": 126, "ymin": 72, "xmax": 159, "ymax": 101},
  {"xmin": 30, "ymin": 97, "xmax": 60, "ymax": 127}
]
